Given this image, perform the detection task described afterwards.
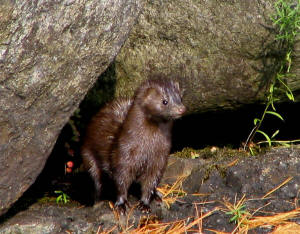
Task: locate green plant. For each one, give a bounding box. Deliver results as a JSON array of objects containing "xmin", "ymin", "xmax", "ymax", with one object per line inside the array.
[
  {"xmin": 272, "ymin": 0, "xmax": 300, "ymax": 45},
  {"xmin": 224, "ymin": 195, "xmax": 250, "ymax": 225},
  {"xmin": 244, "ymin": 0, "xmax": 300, "ymax": 153},
  {"xmin": 226, "ymin": 204, "xmax": 248, "ymax": 224},
  {"xmin": 54, "ymin": 190, "xmax": 70, "ymax": 204}
]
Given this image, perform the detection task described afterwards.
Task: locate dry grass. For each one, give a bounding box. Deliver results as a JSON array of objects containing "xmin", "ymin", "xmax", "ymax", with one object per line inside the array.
[
  {"xmin": 156, "ymin": 174, "xmax": 188, "ymax": 209},
  {"xmin": 125, "ymin": 207, "xmax": 218, "ymax": 234},
  {"xmin": 104, "ymin": 204, "xmax": 218, "ymax": 233},
  {"xmin": 221, "ymin": 176, "xmax": 300, "ymax": 233},
  {"xmin": 241, "ymin": 208, "xmax": 300, "ymax": 233},
  {"xmin": 262, "ymin": 176, "xmax": 293, "ymax": 198},
  {"xmin": 99, "ymin": 206, "xmax": 300, "ymax": 233},
  {"xmin": 96, "ymin": 225, "xmax": 117, "ymax": 234},
  {"xmin": 98, "ymin": 174, "xmax": 300, "ymax": 234},
  {"xmin": 272, "ymin": 223, "xmax": 300, "ymax": 233}
]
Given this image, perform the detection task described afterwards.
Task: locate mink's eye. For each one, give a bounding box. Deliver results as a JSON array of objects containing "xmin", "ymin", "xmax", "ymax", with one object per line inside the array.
[{"xmin": 162, "ymin": 100, "xmax": 168, "ymax": 105}]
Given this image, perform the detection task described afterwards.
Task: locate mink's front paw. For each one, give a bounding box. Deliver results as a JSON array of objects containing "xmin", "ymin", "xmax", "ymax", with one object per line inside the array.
[
  {"xmin": 115, "ymin": 198, "xmax": 129, "ymax": 215},
  {"xmin": 138, "ymin": 201, "xmax": 151, "ymax": 214},
  {"xmin": 152, "ymin": 189, "xmax": 163, "ymax": 203},
  {"xmin": 115, "ymin": 203, "xmax": 127, "ymax": 215}
]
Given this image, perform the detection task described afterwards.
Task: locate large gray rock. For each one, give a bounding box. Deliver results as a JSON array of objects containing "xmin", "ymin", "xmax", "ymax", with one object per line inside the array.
[
  {"xmin": 114, "ymin": 0, "xmax": 300, "ymax": 113},
  {"xmin": 0, "ymin": 0, "xmax": 143, "ymax": 216}
]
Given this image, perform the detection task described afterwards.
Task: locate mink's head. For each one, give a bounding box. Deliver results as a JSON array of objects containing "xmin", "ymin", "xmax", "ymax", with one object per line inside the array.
[{"xmin": 135, "ymin": 78, "xmax": 186, "ymax": 121}]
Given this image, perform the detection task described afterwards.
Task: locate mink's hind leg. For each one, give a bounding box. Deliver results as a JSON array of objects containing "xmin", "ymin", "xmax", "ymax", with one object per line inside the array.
[
  {"xmin": 115, "ymin": 196, "xmax": 130, "ymax": 215},
  {"xmin": 114, "ymin": 168, "xmax": 133, "ymax": 215},
  {"xmin": 82, "ymin": 150, "xmax": 102, "ymax": 201},
  {"xmin": 138, "ymin": 189, "xmax": 152, "ymax": 213},
  {"xmin": 91, "ymin": 169, "xmax": 102, "ymax": 202},
  {"xmin": 138, "ymin": 178, "xmax": 161, "ymax": 213},
  {"xmin": 137, "ymin": 188, "xmax": 163, "ymax": 213}
]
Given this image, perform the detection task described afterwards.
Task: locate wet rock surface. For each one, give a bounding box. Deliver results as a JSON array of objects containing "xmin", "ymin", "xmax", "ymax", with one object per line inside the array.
[{"xmin": 1, "ymin": 147, "xmax": 300, "ymax": 233}]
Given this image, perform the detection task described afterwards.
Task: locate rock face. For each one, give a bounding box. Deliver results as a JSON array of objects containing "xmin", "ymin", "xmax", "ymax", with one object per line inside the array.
[
  {"xmin": 114, "ymin": 0, "xmax": 300, "ymax": 113},
  {"xmin": 0, "ymin": 0, "xmax": 143, "ymax": 216}
]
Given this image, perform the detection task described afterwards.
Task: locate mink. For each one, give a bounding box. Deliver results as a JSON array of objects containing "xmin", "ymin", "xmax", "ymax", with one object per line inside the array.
[{"xmin": 81, "ymin": 78, "xmax": 186, "ymax": 214}]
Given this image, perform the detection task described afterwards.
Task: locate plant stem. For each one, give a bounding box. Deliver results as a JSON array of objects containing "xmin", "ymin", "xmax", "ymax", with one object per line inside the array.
[
  {"xmin": 244, "ymin": 102, "xmax": 271, "ymax": 150},
  {"xmin": 258, "ymin": 139, "xmax": 300, "ymax": 145}
]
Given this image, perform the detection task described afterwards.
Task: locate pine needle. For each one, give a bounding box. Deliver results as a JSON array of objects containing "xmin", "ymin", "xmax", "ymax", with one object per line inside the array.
[{"xmin": 263, "ymin": 176, "xmax": 293, "ymax": 198}]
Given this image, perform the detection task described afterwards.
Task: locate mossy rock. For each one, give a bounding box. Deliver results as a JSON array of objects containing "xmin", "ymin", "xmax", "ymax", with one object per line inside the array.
[{"xmin": 114, "ymin": 0, "xmax": 300, "ymax": 113}]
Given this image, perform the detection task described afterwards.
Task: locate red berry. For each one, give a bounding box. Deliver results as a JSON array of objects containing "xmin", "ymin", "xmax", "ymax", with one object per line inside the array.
[
  {"xmin": 66, "ymin": 167, "xmax": 72, "ymax": 173},
  {"xmin": 66, "ymin": 161, "xmax": 74, "ymax": 168}
]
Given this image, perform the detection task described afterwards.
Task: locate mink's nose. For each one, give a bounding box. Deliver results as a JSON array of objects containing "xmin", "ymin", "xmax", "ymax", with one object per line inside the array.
[{"xmin": 177, "ymin": 105, "xmax": 186, "ymax": 115}]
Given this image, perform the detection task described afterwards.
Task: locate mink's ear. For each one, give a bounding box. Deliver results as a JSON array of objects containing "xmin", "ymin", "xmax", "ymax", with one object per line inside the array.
[
  {"xmin": 180, "ymin": 87, "xmax": 186, "ymax": 98},
  {"xmin": 142, "ymin": 87, "xmax": 158, "ymax": 106},
  {"xmin": 174, "ymin": 81, "xmax": 180, "ymax": 91},
  {"xmin": 174, "ymin": 81, "xmax": 185, "ymax": 98}
]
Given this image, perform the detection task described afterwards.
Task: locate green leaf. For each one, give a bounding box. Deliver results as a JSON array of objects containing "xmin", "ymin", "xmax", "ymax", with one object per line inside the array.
[
  {"xmin": 265, "ymin": 111, "xmax": 284, "ymax": 121},
  {"xmin": 56, "ymin": 195, "xmax": 62, "ymax": 204},
  {"xmin": 63, "ymin": 195, "xmax": 68, "ymax": 204},
  {"xmin": 257, "ymin": 130, "xmax": 271, "ymax": 146},
  {"xmin": 271, "ymin": 130, "xmax": 280, "ymax": 139},
  {"xmin": 270, "ymin": 100, "xmax": 276, "ymax": 111},
  {"xmin": 249, "ymin": 147, "xmax": 255, "ymax": 156},
  {"xmin": 286, "ymin": 91, "xmax": 294, "ymax": 101},
  {"xmin": 230, "ymin": 216, "xmax": 238, "ymax": 223},
  {"xmin": 254, "ymin": 118, "xmax": 261, "ymax": 125},
  {"xmin": 269, "ymin": 83, "xmax": 274, "ymax": 93}
]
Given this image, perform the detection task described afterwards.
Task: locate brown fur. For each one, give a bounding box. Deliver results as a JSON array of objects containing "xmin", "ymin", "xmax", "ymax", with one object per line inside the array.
[{"xmin": 81, "ymin": 78, "xmax": 186, "ymax": 213}]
